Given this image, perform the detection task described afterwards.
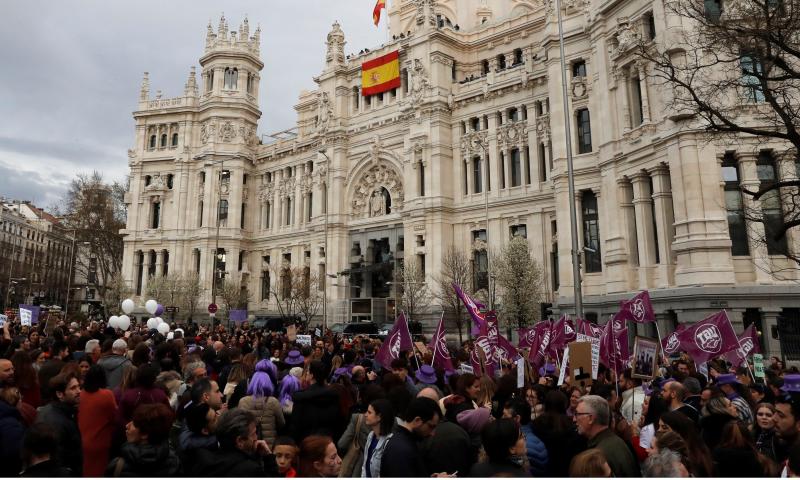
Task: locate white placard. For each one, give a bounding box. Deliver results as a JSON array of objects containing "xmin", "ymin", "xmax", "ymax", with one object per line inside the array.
[
  {"xmin": 314, "ymin": 328, "xmax": 322, "ymax": 337},
  {"xmin": 19, "ymin": 308, "xmax": 32, "ymax": 327},
  {"xmin": 459, "ymin": 363, "xmax": 474, "ymax": 375},
  {"xmin": 0, "ymin": 314, "xmax": 6, "ymax": 328},
  {"xmin": 697, "ymin": 362, "xmax": 709, "ymax": 381},
  {"xmin": 576, "ymin": 333, "xmax": 601, "ymax": 380},
  {"xmin": 296, "ymin": 334, "xmax": 312, "ymax": 346},
  {"xmin": 558, "ymin": 347, "xmax": 570, "ymax": 386},
  {"xmin": 516, "ymin": 357, "xmax": 526, "ymax": 388}
]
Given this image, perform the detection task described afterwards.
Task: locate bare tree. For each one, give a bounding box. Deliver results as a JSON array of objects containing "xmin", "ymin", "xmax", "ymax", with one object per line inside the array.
[
  {"xmin": 433, "ymin": 245, "xmax": 472, "ymax": 343},
  {"xmin": 218, "ymin": 278, "xmax": 250, "ymax": 320},
  {"xmin": 396, "ymin": 258, "xmax": 430, "ymax": 323},
  {"xmin": 268, "ymin": 263, "xmax": 300, "ymax": 320},
  {"xmin": 295, "ymin": 268, "xmax": 323, "ymax": 327},
  {"xmin": 181, "ymin": 273, "xmax": 203, "ymax": 322},
  {"xmin": 57, "ymin": 172, "xmax": 126, "ymax": 306},
  {"xmin": 493, "ymin": 236, "xmax": 545, "ymax": 336},
  {"xmin": 102, "ymin": 272, "xmax": 132, "ymax": 317},
  {"xmin": 634, "ymin": 0, "xmax": 799, "ymax": 261}
]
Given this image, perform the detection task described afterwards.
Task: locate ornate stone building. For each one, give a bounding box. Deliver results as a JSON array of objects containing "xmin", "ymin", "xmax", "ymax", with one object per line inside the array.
[{"xmin": 122, "ymin": 2, "xmax": 800, "ymax": 357}]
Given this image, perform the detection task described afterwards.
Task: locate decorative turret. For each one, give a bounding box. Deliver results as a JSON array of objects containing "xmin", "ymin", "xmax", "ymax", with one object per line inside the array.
[
  {"xmin": 140, "ymin": 72, "xmax": 150, "ymax": 101},
  {"xmin": 325, "ymin": 21, "xmax": 346, "ymax": 67},
  {"xmin": 203, "ymin": 13, "xmax": 261, "ymax": 58},
  {"xmin": 184, "ymin": 66, "xmax": 198, "ymax": 97}
]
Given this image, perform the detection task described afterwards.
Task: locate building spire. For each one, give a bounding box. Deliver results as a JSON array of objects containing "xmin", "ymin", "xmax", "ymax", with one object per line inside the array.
[
  {"xmin": 140, "ymin": 72, "xmax": 150, "ymax": 101},
  {"xmin": 184, "ymin": 66, "xmax": 198, "ymax": 97}
]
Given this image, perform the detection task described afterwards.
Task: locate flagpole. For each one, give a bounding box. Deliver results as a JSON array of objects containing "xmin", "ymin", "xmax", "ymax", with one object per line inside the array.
[
  {"xmin": 404, "ymin": 311, "xmax": 421, "ymax": 371},
  {"xmin": 653, "ymin": 321, "xmax": 669, "ymax": 366},
  {"xmin": 431, "ymin": 312, "xmax": 443, "ymax": 367}
]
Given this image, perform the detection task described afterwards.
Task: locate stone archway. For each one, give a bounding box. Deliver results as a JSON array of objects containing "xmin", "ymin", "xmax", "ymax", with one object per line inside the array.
[{"xmin": 350, "ymin": 162, "xmax": 404, "ymax": 219}]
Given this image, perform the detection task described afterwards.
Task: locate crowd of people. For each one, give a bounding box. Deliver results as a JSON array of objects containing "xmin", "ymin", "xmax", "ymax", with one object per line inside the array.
[{"xmin": 0, "ymin": 315, "xmax": 799, "ymax": 477}]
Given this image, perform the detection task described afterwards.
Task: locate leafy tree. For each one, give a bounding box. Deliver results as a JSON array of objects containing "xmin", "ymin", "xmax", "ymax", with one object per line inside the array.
[{"xmin": 493, "ymin": 236, "xmax": 544, "ymax": 336}]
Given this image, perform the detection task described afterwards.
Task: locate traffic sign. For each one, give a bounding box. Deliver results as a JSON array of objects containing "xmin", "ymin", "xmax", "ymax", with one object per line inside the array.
[
  {"xmin": 208, "ymin": 303, "xmax": 218, "ymax": 314},
  {"xmin": 165, "ymin": 306, "xmax": 179, "ymax": 313}
]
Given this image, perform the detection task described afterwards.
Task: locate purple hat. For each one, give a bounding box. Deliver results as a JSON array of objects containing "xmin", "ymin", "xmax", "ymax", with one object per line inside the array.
[
  {"xmin": 285, "ymin": 350, "xmax": 304, "ymax": 366},
  {"xmin": 716, "ymin": 373, "xmax": 740, "ymax": 386},
  {"xmin": 781, "ymin": 374, "xmax": 800, "ymax": 393},
  {"xmin": 415, "ymin": 365, "xmax": 437, "ymax": 385},
  {"xmin": 332, "ymin": 367, "xmax": 352, "ymax": 381}
]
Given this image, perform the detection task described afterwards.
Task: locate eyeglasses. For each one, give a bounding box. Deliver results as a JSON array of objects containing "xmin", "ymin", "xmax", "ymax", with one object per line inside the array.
[{"xmin": 574, "ymin": 412, "xmax": 593, "ymax": 418}]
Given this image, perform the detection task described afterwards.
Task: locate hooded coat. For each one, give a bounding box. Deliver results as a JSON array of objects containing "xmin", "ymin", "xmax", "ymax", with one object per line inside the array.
[
  {"xmin": 0, "ymin": 399, "xmax": 25, "ymax": 476},
  {"xmin": 97, "ymin": 354, "xmax": 132, "ymax": 390},
  {"xmin": 106, "ymin": 442, "xmax": 181, "ymax": 477},
  {"xmin": 289, "ymin": 383, "xmax": 341, "ymax": 442}
]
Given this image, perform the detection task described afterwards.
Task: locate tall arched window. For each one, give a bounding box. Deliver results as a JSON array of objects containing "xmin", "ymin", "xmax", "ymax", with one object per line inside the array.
[
  {"xmin": 722, "ymin": 152, "xmax": 748, "ymax": 256},
  {"xmin": 218, "ymin": 199, "xmax": 229, "ymax": 224},
  {"xmin": 160, "ymin": 134, "xmax": 167, "ymax": 148},
  {"xmin": 757, "ymin": 151, "xmax": 788, "ymax": 255},
  {"xmin": 171, "ymin": 133, "xmax": 179, "ymax": 147},
  {"xmin": 149, "ymin": 135, "xmax": 156, "ymax": 149},
  {"xmin": 224, "ymin": 67, "xmax": 238, "ymax": 89}
]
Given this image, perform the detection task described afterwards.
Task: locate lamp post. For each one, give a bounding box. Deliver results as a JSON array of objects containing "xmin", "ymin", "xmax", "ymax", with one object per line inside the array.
[
  {"xmin": 555, "ymin": 0, "xmax": 584, "ymax": 317},
  {"xmin": 64, "ymin": 230, "xmax": 77, "ymax": 318},
  {"xmin": 471, "ymin": 138, "xmax": 493, "ymax": 310},
  {"xmin": 317, "ymin": 149, "xmax": 332, "ymax": 330},
  {"xmin": 204, "ymin": 158, "xmax": 226, "ymax": 310}
]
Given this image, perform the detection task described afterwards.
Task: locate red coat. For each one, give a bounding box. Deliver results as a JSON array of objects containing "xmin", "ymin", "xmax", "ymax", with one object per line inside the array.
[
  {"xmin": 78, "ymin": 388, "xmax": 118, "ymax": 477},
  {"xmin": 118, "ymin": 387, "xmax": 170, "ymax": 425}
]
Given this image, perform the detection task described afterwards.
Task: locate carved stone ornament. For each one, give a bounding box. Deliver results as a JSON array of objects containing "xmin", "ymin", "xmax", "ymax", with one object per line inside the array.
[
  {"xmin": 571, "ymin": 76, "xmax": 589, "ymax": 100},
  {"xmin": 472, "ymin": 238, "xmax": 488, "ymax": 252},
  {"xmin": 536, "ymin": 114, "xmax": 551, "ymax": 142},
  {"xmin": 409, "ymin": 59, "xmax": 430, "ymax": 107},
  {"xmin": 461, "ymin": 131, "xmax": 488, "ymax": 155},
  {"xmin": 351, "ymin": 163, "xmax": 404, "ymax": 218},
  {"xmin": 258, "ymin": 183, "xmax": 274, "ymax": 201},
  {"xmin": 144, "ymin": 174, "xmax": 167, "ymax": 193},
  {"xmin": 200, "ymin": 122, "xmax": 216, "ymax": 145},
  {"xmin": 316, "ymin": 91, "xmax": 333, "ymax": 134},
  {"xmin": 370, "ymin": 135, "xmax": 383, "ymax": 164},
  {"xmin": 220, "ymin": 122, "xmax": 236, "ymax": 142},
  {"xmin": 326, "ymin": 21, "xmax": 346, "ymax": 65},
  {"xmin": 611, "ymin": 18, "xmax": 641, "ymax": 57},
  {"xmin": 497, "ymin": 123, "xmax": 528, "ymax": 147},
  {"xmin": 415, "ymin": 0, "xmax": 437, "ymax": 26}
]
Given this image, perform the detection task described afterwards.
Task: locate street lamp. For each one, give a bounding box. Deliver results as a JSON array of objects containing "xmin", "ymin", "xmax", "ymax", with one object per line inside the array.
[
  {"xmin": 317, "ymin": 149, "xmax": 332, "ymax": 330},
  {"xmin": 64, "ymin": 237, "xmax": 90, "ymax": 320},
  {"xmin": 204, "ymin": 158, "xmax": 227, "ymax": 310},
  {"xmin": 471, "ymin": 138, "xmax": 493, "ymax": 309}
]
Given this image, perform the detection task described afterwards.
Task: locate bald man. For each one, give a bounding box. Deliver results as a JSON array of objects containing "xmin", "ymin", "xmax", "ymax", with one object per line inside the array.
[{"xmin": 0, "ymin": 359, "xmax": 14, "ymax": 386}]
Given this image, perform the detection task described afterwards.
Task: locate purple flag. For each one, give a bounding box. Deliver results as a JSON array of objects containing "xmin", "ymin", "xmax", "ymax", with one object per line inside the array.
[
  {"xmin": 600, "ymin": 318, "xmax": 629, "ymax": 372},
  {"xmin": 518, "ymin": 327, "xmax": 537, "ymax": 349},
  {"xmin": 723, "ymin": 323, "xmax": 761, "ymax": 367},
  {"xmin": 675, "ymin": 311, "xmax": 739, "ymax": 365},
  {"xmin": 495, "ymin": 334, "xmax": 519, "ymax": 363},
  {"xmin": 453, "ymin": 283, "xmax": 486, "ymax": 336},
  {"xmin": 429, "ymin": 314, "xmax": 454, "ymax": 372},
  {"xmin": 661, "ymin": 323, "xmax": 688, "ymax": 355},
  {"xmin": 528, "ymin": 320, "xmax": 553, "ymax": 370},
  {"xmin": 578, "ymin": 318, "xmax": 604, "ymax": 339},
  {"xmin": 376, "ymin": 312, "xmax": 414, "ymax": 369},
  {"xmin": 18, "ymin": 305, "xmax": 40, "ymax": 325},
  {"xmin": 617, "ymin": 290, "xmax": 656, "ymax": 324},
  {"xmin": 473, "ymin": 315, "xmax": 497, "ymax": 378},
  {"xmin": 229, "ymin": 309, "xmax": 248, "ymax": 323},
  {"xmin": 549, "ymin": 314, "xmax": 577, "ymax": 356}
]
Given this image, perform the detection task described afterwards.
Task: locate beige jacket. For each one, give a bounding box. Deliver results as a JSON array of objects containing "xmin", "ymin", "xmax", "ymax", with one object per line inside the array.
[{"xmin": 237, "ymin": 395, "xmax": 285, "ymax": 447}]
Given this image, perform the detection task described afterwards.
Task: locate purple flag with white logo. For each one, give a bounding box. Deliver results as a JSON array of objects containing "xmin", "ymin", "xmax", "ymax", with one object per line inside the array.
[
  {"xmin": 495, "ymin": 334, "xmax": 520, "ymax": 363},
  {"xmin": 429, "ymin": 314, "xmax": 454, "ymax": 372},
  {"xmin": 528, "ymin": 320, "xmax": 553, "ymax": 370},
  {"xmin": 600, "ymin": 317, "xmax": 630, "ymax": 372},
  {"xmin": 676, "ymin": 311, "xmax": 739, "ymax": 365},
  {"xmin": 549, "ymin": 314, "xmax": 577, "ymax": 356},
  {"xmin": 617, "ymin": 290, "xmax": 656, "ymax": 324},
  {"xmin": 376, "ymin": 312, "xmax": 414, "ymax": 369},
  {"xmin": 18, "ymin": 305, "xmax": 40, "ymax": 325},
  {"xmin": 453, "ymin": 283, "xmax": 486, "ymax": 336},
  {"xmin": 578, "ymin": 317, "xmax": 604, "ymax": 339},
  {"xmin": 661, "ymin": 323, "xmax": 688, "ymax": 355},
  {"xmin": 723, "ymin": 323, "xmax": 761, "ymax": 367}
]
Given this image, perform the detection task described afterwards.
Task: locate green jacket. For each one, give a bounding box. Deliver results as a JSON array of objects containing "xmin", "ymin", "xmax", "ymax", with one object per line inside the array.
[{"xmin": 587, "ymin": 428, "xmax": 641, "ymax": 477}]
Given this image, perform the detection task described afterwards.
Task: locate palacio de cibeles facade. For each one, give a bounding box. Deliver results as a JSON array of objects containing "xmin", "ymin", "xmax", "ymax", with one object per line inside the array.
[{"xmin": 120, "ymin": 0, "xmax": 799, "ymax": 358}]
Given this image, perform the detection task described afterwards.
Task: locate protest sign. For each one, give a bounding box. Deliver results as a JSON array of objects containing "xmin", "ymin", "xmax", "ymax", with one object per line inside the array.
[
  {"xmin": 0, "ymin": 314, "xmax": 6, "ymax": 328},
  {"xmin": 753, "ymin": 353, "xmax": 765, "ymax": 379},
  {"xmin": 557, "ymin": 347, "xmax": 570, "ymax": 386},
  {"xmin": 569, "ymin": 341, "xmax": 593, "ymax": 387},
  {"xmin": 287, "ymin": 324, "xmax": 297, "ymax": 342},
  {"xmin": 296, "ymin": 334, "xmax": 312, "ymax": 346},
  {"xmin": 516, "ymin": 357, "xmax": 526, "ymax": 388},
  {"xmin": 577, "ymin": 333, "xmax": 600, "ymax": 379}
]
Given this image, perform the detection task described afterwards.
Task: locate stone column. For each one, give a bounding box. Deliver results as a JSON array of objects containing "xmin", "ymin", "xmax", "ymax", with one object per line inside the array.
[
  {"xmin": 465, "ymin": 156, "xmax": 474, "ymax": 196},
  {"xmin": 778, "ymin": 152, "xmax": 800, "ymax": 258},
  {"xmin": 761, "ymin": 307, "xmax": 782, "ymax": 359},
  {"xmin": 738, "ymin": 152, "xmax": 773, "ymax": 283},
  {"xmin": 651, "ymin": 164, "xmax": 675, "ymax": 286},
  {"xmin": 504, "ymin": 148, "xmax": 512, "ymax": 189},
  {"xmin": 631, "ymin": 172, "xmax": 657, "ymax": 287},
  {"xmin": 616, "ymin": 67, "xmax": 631, "ymax": 133},
  {"xmin": 619, "ymin": 178, "xmax": 639, "ymax": 267},
  {"xmin": 155, "ymin": 250, "xmax": 164, "ymax": 277},
  {"xmin": 521, "ymin": 143, "xmax": 531, "ymax": 186}
]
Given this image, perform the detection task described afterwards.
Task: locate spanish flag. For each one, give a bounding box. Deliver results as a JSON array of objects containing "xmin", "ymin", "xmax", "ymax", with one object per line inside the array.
[
  {"xmin": 362, "ymin": 50, "xmax": 400, "ymax": 96},
  {"xmin": 373, "ymin": 0, "xmax": 386, "ymax": 26}
]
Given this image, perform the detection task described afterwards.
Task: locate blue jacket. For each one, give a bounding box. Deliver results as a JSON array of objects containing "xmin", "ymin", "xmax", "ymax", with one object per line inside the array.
[
  {"xmin": 521, "ymin": 423, "xmax": 548, "ymax": 476},
  {"xmin": 0, "ymin": 400, "xmax": 25, "ymax": 476}
]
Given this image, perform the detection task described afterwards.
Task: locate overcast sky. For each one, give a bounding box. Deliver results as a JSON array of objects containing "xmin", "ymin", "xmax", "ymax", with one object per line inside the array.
[{"xmin": 0, "ymin": 1, "xmax": 386, "ymax": 209}]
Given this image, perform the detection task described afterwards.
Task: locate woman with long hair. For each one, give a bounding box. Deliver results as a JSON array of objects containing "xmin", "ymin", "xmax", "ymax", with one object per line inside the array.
[
  {"xmin": 360, "ymin": 399, "xmax": 395, "ymax": 477},
  {"xmin": 712, "ymin": 420, "xmax": 772, "ymax": 476},
  {"xmin": 633, "ymin": 393, "xmax": 668, "ymax": 460},
  {"xmin": 700, "ymin": 393, "xmax": 738, "ymax": 452},
  {"xmin": 565, "ymin": 385, "xmax": 584, "ymax": 418},
  {"xmin": 79, "ymin": 365, "xmax": 118, "ymax": 477},
  {"xmin": 659, "ymin": 410, "xmax": 713, "ymax": 477},
  {"xmin": 106, "ymin": 403, "xmax": 180, "ymax": 476},
  {"xmin": 279, "ymin": 370, "xmax": 302, "ymax": 416},
  {"xmin": 524, "ymin": 384, "xmax": 548, "ymax": 421},
  {"xmin": 10, "ymin": 351, "xmax": 40, "ymax": 408},
  {"xmin": 531, "ymin": 389, "xmax": 587, "ymax": 477},
  {"xmin": 113, "ymin": 364, "xmax": 138, "ymax": 405},
  {"xmin": 469, "ymin": 418, "xmax": 528, "ymax": 477},
  {"xmin": 238, "ymin": 359, "xmax": 284, "ymax": 447},
  {"xmin": 753, "ymin": 402, "xmax": 777, "ymax": 461},
  {"xmin": 298, "ymin": 435, "xmax": 342, "ymax": 477}
]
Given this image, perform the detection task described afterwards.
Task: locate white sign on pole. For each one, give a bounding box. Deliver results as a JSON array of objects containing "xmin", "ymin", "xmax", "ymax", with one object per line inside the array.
[
  {"xmin": 558, "ymin": 347, "xmax": 570, "ymax": 386},
  {"xmin": 753, "ymin": 354, "xmax": 765, "ymax": 379},
  {"xmin": 516, "ymin": 357, "xmax": 526, "ymax": 388},
  {"xmin": 314, "ymin": 328, "xmax": 322, "ymax": 337},
  {"xmin": 576, "ymin": 333, "xmax": 601, "ymax": 379},
  {"xmin": 19, "ymin": 308, "xmax": 32, "ymax": 327},
  {"xmin": 459, "ymin": 364, "xmax": 474, "ymax": 375},
  {"xmin": 296, "ymin": 334, "xmax": 312, "ymax": 346},
  {"xmin": 0, "ymin": 314, "xmax": 6, "ymax": 328}
]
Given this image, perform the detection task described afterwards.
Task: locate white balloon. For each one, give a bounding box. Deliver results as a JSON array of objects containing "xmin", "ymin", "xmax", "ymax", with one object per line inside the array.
[
  {"xmin": 157, "ymin": 322, "xmax": 170, "ymax": 335},
  {"xmin": 155, "ymin": 317, "xmax": 164, "ymax": 325},
  {"xmin": 121, "ymin": 299, "xmax": 135, "ymax": 315},
  {"xmin": 146, "ymin": 318, "xmax": 159, "ymax": 330},
  {"xmin": 167, "ymin": 332, "xmax": 175, "ymax": 340},
  {"xmin": 145, "ymin": 299, "xmax": 158, "ymax": 315},
  {"xmin": 108, "ymin": 316, "xmax": 119, "ymax": 328},
  {"xmin": 117, "ymin": 315, "xmax": 131, "ymax": 331}
]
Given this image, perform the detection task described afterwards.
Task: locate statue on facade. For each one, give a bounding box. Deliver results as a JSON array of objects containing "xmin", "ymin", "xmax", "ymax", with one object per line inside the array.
[
  {"xmin": 316, "ymin": 91, "xmax": 332, "ymax": 133},
  {"xmin": 409, "ymin": 59, "xmax": 429, "ymax": 106},
  {"xmin": 370, "ymin": 189, "xmax": 387, "ymax": 217}
]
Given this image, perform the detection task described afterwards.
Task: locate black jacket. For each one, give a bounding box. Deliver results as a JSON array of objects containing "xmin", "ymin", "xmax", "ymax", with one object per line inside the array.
[
  {"xmin": 106, "ymin": 442, "xmax": 181, "ymax": 477},
  {"xmin": 380, "ymin": 425, "xmax": 428, "ymax": 478},
  {"xmin": 469, "ymin": 459, "xmax": 527, "ymax": 478},
  {"xmin": 189, "ymin": 447, "xmax": 279, "ymax": 477},
  {"xmin": 19, "ymin": 460, "xmax": 72, "ymax": 477},
  {"xmin": 700, "ymin": 413, "xmax": 737, "ymax": 453},
  {"xmin": 712, "ymin": 447, "xmax": 766, "ymax": 477},
  {"xmin": 531, "ymin": 414, "xmax": 586, "ymax": 477},
  {"xmin": 0, "ymin": 399, "xmax": 25, "ymax": 476},
  {"xmin": 290, "ymin": 383, "xmax": 341, "ymax": 441},
  {"xmin": 35, "ymin": 401, "xmax": 82, "ymax": 476}
]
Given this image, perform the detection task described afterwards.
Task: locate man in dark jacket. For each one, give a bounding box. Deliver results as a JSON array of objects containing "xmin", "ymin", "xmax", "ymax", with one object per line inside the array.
[
  {"xmin": 575, "ymin": 395, "xmax": 640, "ymax": 477},
  {"xmin": 96, "ymin": 339, "xmax": 132, "ymax": 390},
  {"xmin": 19, "ymin": 423, "xmax": 72, "ymax": 477},
  {"xmin": 381, "ymin": 397, "xmax": 449, "ymax": 477},
  {"xmin": 0, "ymin": 385, "xmax": 25, "ymax": 476},
  {"xmin": 190, "ymin": 409, "xmax": 279, "ymax": 477},
  {"xmin": 178, "ymin": 402, "xmax": 219, "ymax": 468},
  {"xmin": 35, "ymin": 372, "xmax": 82, "ymax": 476},
  {"xmin": 290, "ymin": 360, "xmax": 341, "ymax": 441},
  {"xmin": 422, "ymin": 411, "xmax": 475, "ymax": 476}
]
